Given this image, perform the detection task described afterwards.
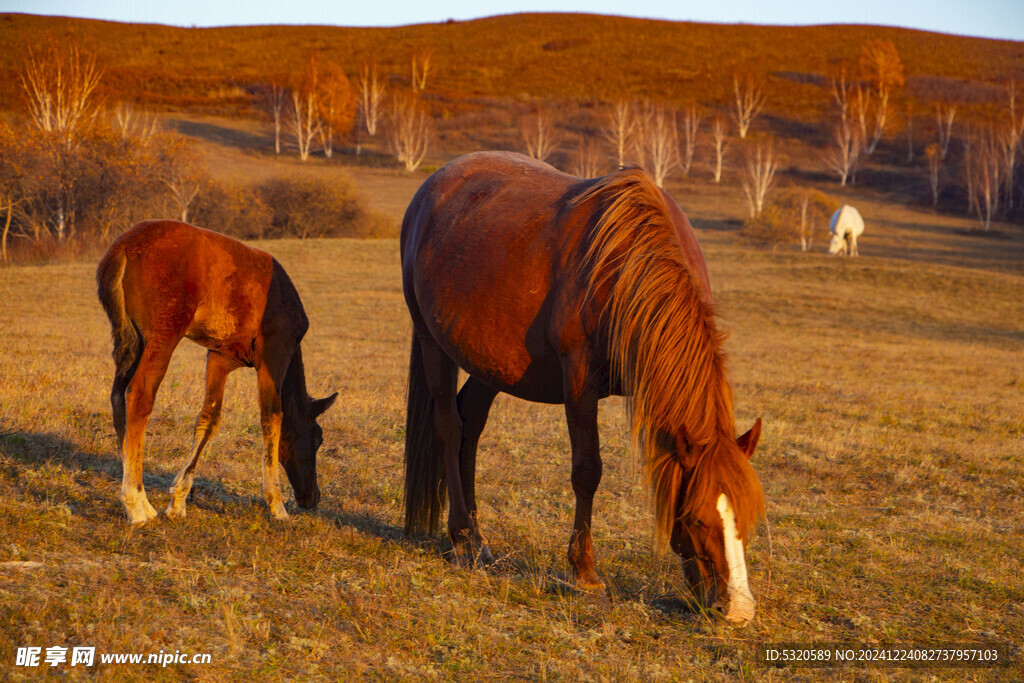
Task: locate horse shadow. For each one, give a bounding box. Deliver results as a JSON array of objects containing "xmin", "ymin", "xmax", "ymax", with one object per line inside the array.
[
  {"xmin": 0, "ymin": 425, "xmax": 273, "ymax": 522},
  {"xmin": 0, "ymin": 422, "xmax": 414, "ymax": 541}
]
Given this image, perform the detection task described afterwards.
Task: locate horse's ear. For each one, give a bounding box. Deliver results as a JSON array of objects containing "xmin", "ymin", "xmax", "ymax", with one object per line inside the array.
[
  {"xmin": 737, "ymin": 418, "xmax": 761, "ymax": 458},
  {"xmin": 312, "ymin": 392, "xmax": 339, "ymax": 417}
]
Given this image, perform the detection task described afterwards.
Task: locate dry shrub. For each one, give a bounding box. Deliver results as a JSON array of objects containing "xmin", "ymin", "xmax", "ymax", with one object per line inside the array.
[
  {"xmin": 739, "ymin": 204, "xmax": 792, "ymax": 251},
  {"xmin": 191, "ymin": 181, "xmax": 272, "ymax": 239},
  {"xmin": 255, "ymin": 176, "xmax": 394, "ymax": 239},
  {"xmin": 741, "ymin": 188, "xmax": 839, "ymax": 251}
]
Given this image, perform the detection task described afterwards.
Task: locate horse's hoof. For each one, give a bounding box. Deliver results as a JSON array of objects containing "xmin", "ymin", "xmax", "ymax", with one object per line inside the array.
[
  {"xmin": 164, "ymin": 505, "xmax": 186, "ymax": 520},
  {"xmin": 574, "ymin": 570, "xmax": 607, "ymax": 594},
  {"xmin": 475, "ymin": 544, "xmax": 495, "ymax": 567}
]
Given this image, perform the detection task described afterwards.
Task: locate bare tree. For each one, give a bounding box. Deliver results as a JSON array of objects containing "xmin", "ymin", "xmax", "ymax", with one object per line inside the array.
[
  {"xmin": 0, "ymin": 124, "xmax": 27, "ymax": 261},
  {"xmin": 967, "ymin": 124, "xmax": 1001, "ymax": 230},
  {"xmin": 411, "ymin": 50, "xmax": 432, "ymax": 92},
  {"xmin": 962, "ymin": 131, "xmax": 977, "ymax": 216},
  {"xmin": 1001, "ymin": 82, "xmax": 1022, "ymax": 210},
  {"xmin": 741, "ymin": 142, "xmax": 779, "ymax": 217},
  {"xmin": 604, "ymin": 100, "xmax": 636, "ymax": 168},
  {"xmin": 936, "ymin": 102, "xmax": 957, "ymax": 159},
  {"xmin": 829, "ymin": 69, "xmax": 852, "ymax": 125},
  {"xmin": 111, "ymin": 102, "xmax": 158, "ymax": 143},
  {"xmin": 635, "ymin": 103, "xmax": 678, "ymax": 187},
  {"xmin": 290, "ymin": 56, "xmax": 323, "ymax": 162},
  {"xmin": 710, "ymin": 115, "xmax": 729, "ymax": 183},
  {"xmin": 924, "ymin": 143, "xmax": 942, "ymax": 207},
  {"xmin": 678, "ymin": 103, "xmax": 701, "ymax": 177},
  {"xmin": 860, "ymin": 39, "xmax": 905, "ymax": 154},
  {"xmin": 571, "ymin": 137, "xmax": 604, "ymax": 179},
  {"xmin": 262, "ymin": 81, "xmax": 288, "ymax": 154},
  {"xmin": 774, "ymin": 187, "xmax": 837, "ymax": 252},
  {"xmin": 903, "ymin": 99, "xmax": 915, "ymax": 162},
  {"xmin": 157, "ymin": 134, "xmax": 207, "ymax": 222},
  {"xmin": 20, "ymin": 40, "xmax": 104, "ymax": 241},
  {"xmin": 387, "ymin": 93, "xmax": 432, "ymax": 171},
  {"xmin": 824, "ymin": 119, "xmax": 863, "ymax": 186},
  {"xmin": 358, "ymin": 61, "xmax": 387, "ymax": 137},
  {"xmin": 21, "ymin": 41, "xmax": 102, "ymax": 143},
  {"xmin": 317, "ymin": 60, "xmax": 356, "ymax": 159},
  {"xmin": 852, "ymin": 83, "xmax": 872, "ymax": 146},
  {"xmin": 521, "ymin": 110, "xmax": 559, "ymax": 163},
  {"xmin": 732, "ymin": 74, "xmax": 765, "ymax": 139}
]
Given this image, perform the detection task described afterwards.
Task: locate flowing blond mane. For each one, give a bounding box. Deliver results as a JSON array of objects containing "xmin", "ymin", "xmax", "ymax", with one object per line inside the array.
[{"xmin": 575, "ymin": 168, "xmax": 764, "ymax": 542}]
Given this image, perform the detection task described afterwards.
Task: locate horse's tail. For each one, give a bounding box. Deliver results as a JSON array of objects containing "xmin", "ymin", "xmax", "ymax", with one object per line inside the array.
[
  {"xmin": 403, "ymin": 334, "xmax": 446, "ymax": 536},
  {"xmin": 96, "ymin": 244, "xmax": 141, "ymax": 377}
]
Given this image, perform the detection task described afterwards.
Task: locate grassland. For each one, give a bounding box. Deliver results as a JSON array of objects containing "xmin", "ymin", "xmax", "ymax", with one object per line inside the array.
[
  {"xmin": 1, "ymin": 10, "xmax": 1022, "ymax": 680},
  {"xmin": 0, "ymin": 223, "xmax": 1021, "ymax": 679}
]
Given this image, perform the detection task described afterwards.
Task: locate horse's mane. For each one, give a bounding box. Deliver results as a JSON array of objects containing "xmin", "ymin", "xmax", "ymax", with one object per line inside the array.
[{"xmin": 575, "ymin": 168, "xmax": 764, "ymax": 542}]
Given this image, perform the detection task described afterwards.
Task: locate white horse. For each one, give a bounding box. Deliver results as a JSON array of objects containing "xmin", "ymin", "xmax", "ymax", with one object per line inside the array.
[{"xmin": 828, "ymin": 205, "xmax": 864, "ymax": 256}]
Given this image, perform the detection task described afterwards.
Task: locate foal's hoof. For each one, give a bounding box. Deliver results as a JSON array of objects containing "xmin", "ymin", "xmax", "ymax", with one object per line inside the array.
[
  {"xmin": 574, "ymin": 570, "xmax": 607, "ymax": 595},
  {"xmin": 164, "ymin": 504, "xmax": 186, "ymax": 520},
  {"xmin": 123, "ymin": 497, "xmax": 159, "ymax": 525}
]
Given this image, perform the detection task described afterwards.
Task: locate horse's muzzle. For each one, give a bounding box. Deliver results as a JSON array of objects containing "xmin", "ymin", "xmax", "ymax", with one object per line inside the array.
[{"xmin": 296, "ymin": 486, "xmax": 321, "ymax": 510}]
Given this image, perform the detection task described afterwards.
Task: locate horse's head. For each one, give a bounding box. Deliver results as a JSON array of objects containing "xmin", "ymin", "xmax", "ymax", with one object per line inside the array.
[
  {"xmin": 279, "ymin": 392, "xmax": 338, "ymax": 509},
  {"xmin": 669, "ymin": 418, "xmax": 763, "ymax": 624},
  {"xmin": 828, "ymin": 232, "xmax": 846, "ymax": 255}
]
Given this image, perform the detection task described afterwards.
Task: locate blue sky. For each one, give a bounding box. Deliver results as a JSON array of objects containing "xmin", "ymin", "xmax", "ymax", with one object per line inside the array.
[{"xmin": 2, "ymin": 0, "xmax": 1022, "ymax": 42}]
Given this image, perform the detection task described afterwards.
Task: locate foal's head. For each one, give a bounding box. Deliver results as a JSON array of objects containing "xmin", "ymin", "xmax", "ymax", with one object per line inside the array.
[
  {"xmin": 279, "ymin": 392, "xmax": 338, "ymax": 509},
  {"xmin": 668, "ymin": 419, "xmax": 763, "ymax": 623}
]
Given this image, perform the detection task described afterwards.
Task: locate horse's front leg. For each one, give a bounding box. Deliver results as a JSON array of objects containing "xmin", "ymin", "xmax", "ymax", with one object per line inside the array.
[
  {"xmin": 561, "ymin": 356, "xmax": 605, "ymax": 592},
  {"xmin": 166, "ymin": 351, "xmax": 236, "ymax": 519},
  {"xmin": 256, "ymin": 361, "xmax": 289, "ymax": 521}
]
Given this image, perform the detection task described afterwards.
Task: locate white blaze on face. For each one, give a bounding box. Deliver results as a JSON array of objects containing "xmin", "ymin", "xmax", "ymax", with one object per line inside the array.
[{"xmin": 716, "ymin": 493, "xmax": 756, "ymax": 623}]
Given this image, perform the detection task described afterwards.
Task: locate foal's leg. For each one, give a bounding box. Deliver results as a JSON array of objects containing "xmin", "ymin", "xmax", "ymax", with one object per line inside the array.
[
  {"xmin": 120, "ymin": 340, "xmax": 177, "ymax": 524},
  {"xmin": 561, "ymin": 357, "xmax": 605, "ymax": 591},
  {"xmin": 256, "ymin": 356, "xmax": 289, "ymax": 521},
  {"xmin": 166, "ymin": 351, "xmax": 236, "ymax": 519},
  {"xmin": 456, "ymin": 376, "xmax": 498, "ymax": 564},
  {"xmin": 417, "ymin": 336, "xmax": 481, "ymax": 566},
  {"xmin": 850, "ymin": 233, "xmax": 859, "ymax": 256}
]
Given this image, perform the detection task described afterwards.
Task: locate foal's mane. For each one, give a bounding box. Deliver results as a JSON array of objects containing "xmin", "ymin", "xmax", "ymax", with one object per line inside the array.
[{"xmin": 574, "ymin": 168, "xmax": 764, "ymax": 542}]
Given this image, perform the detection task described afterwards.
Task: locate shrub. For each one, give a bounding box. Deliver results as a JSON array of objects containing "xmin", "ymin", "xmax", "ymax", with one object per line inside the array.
[
  {"xmin": 740, "ymin": 204, "xmax": 793, "ymax": 251},
  {"xmin": 255, "ymin": 176, "xmax": 394, "ymax": 239},
  {"xmin": 191, "ymin": 181, "xmax": 272, "ymax": 240}
]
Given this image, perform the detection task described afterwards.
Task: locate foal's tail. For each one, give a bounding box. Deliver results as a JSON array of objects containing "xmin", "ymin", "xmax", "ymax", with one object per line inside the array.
[
  {"xmin": 96, "ymin": 245, "xmax": 141, "ymax": 377},
  {"xmin": 403, "ymin": 335, "xmax": 446, "ymax": 536}
]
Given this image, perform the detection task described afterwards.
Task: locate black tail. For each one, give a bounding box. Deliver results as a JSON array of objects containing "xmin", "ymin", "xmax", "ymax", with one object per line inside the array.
[
  {"xmin": 403, "ymin": 335, "xmax": 446, "ymax": 535},
  {"xmin": 96, "ymin": 245, "xmax": 142, "ymax": 377}
]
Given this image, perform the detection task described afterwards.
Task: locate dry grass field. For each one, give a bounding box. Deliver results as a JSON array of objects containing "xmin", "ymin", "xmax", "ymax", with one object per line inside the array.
[
  {"xmin": 1, "ymin": 12, "xmax": 1023, "ymax": 679},
  {"xmin": 1, "ymin": 198, "xmax": 1022, "ymax": 679}
]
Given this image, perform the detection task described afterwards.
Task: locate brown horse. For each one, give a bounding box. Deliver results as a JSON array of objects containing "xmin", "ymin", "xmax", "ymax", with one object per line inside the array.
[
  {"xmin": 401, "ymin": 152, "xmax": 764, "ymax": 622},
  {"xmin": 97, "ymin": 220, "xmax": 336, "ymax": 524}
]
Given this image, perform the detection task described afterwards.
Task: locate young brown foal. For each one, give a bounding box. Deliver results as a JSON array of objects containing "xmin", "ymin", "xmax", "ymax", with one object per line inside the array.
[{"xmin": 97, "ymin": 220, "xmax": 336, "ymax": 524}]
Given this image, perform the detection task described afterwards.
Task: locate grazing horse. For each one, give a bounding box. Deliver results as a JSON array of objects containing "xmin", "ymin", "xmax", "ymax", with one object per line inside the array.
[
  {"xmin": 828, "ymin": 204, "xmax": 864, "ymax": 256},
  {"xmin": 97, "ymin": 220, "xmax": 336, "ymax": 524},
  {"xmin": 401, "ymin": 152, "xmax": 764, "ymax": 623}
]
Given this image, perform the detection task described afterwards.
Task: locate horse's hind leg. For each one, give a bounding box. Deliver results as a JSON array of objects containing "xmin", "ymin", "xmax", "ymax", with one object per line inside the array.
[
  {"xmin": 120, "ymin": 339, "xmax": 177, "ymax": 524},
  {"xmin": 166, "ymin": 351, "xmax": 236, "ymax": 519},
  {"xmin": 561, "ymin": 356, "xmax": 606, "ymax": 592},
  {"xmin": 417, "ymin": 336, "xmax": 481, "ymax": 566},
  {"xmin": 456, "ymin": 376, "xmax": 498, "ymax": 565}
]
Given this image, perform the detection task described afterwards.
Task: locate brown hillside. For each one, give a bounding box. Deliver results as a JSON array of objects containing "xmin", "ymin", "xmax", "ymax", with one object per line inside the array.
[{"xmin": 1, "ymin": 12, "xmax": 1021, "ymax": 120}]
